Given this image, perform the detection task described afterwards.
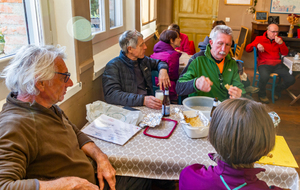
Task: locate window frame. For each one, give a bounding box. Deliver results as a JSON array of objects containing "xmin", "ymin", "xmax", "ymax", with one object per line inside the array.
[
  {"xmin": 141, "ymin": 0, "xmax": 157, "ymax": 26},
  {"xmin": 91, "ymin": 0, "xmax": 125, "ymax": 45}
]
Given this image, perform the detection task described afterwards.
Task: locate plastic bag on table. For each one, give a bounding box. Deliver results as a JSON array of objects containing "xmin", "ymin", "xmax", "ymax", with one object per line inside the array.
[{"xmin": 86, "ymin": 100, "xmax": 143, "ymax": 125}]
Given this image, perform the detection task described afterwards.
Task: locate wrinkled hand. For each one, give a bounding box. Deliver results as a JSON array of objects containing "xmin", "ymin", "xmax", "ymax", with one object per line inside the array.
[
  {"xmin": 228, "ymin": 86, "xmax": 242, "ymax": 99},
  {"xmin": 39, "ymin": 176, "xmax": 99, "ymax": 190},
  {"xmin": 275, "ymin": 36, "xmax": 283, "ymax": 44},
  {"xmin": 144, "ymin": 96, "xmax": 162, "ymax": 110},
  {"xmin": 158, "ymin": 69, "xmax": 171, "ymax": 90},
  {"xmin": 195, "ymin": 76, "xmax": 213, "ymax": 92},
  {"xmin": 257, "ymin": 43, "xmax": 264, "ymax": 52},
  {"xmin": 96, "ymin": 155, "xmax": 116, "ymax": 190}
]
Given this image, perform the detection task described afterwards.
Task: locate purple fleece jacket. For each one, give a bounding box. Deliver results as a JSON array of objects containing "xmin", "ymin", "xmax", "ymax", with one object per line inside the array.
[
  {"xmin": 150, "ymin": 41, "xmax": 181, "ymax": 100},
  {"xmin": 179, "ymin": 153, "xmax": 283, "ymax": 190}
]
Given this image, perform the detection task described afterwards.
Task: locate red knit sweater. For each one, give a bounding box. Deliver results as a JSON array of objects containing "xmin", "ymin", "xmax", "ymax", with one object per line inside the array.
[{"xmin": 245, "ymin": 31, "xmax": 289, "ymax": 67}]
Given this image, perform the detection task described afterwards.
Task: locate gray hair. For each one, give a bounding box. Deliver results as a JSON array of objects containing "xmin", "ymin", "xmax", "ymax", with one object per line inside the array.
[
  {"xmin": 209, "ymin": 25, "xmax": 233, "ymax": 42},
  {"xmin": 1, "ymin": 45, "xmax": 66, "ymax": 97},
  {"xmin": 119, "ymin": 30, "xmax": 143, "ymax": 54}
]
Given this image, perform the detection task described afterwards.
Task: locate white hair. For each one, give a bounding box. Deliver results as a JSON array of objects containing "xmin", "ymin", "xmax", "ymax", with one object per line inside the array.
[
  {"xmin": 119, "ymin": 30, "xmax": 143, "ymax": 54},
  {"xmin": 209, "ymin": 25, "xmax": 233, "ymax": 42},
  {"xmin": 1, "ymin": 45, "xmax": 66, "ymax": 97}
]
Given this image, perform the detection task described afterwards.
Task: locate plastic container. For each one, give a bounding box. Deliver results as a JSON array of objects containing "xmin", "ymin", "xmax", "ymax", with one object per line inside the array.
[
  {"xmin": 181, "ymin": 110, "xmax": 209, "ymax": 138},
  {"xmin": 182, "ymin": 96, "xmax": 216, "ymax": 119}
]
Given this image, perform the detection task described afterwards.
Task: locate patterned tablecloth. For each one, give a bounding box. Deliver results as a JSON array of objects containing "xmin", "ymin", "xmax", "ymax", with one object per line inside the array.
[
  {"xmin": 283, "ymin": 56, "xmax": 300, "ymax": 74},
  {"xmin": 89, "ymin": 105, "xmax": 299, "ymax": 190}
]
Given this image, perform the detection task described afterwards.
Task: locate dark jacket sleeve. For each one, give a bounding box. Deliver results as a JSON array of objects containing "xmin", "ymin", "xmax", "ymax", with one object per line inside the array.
[
  {"xmin": 102, "ymin": 60, "xmax": 145, "ymax": 107},
  {"xmin": 176, "ymin": 52, "xmax": 203, "ymax": 96}
]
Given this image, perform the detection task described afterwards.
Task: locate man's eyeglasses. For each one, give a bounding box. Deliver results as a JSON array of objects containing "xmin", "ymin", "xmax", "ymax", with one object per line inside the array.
[
  {"xmin": 268, "ymin": 30, "xmax": 279, "ymax": 34},
  {"xmin": 55, "ymin": 72, "xmax": 71, "ymax": 83},
  {"xmin": 219, "ymin": 73, "xmax": 224, "ymax": 89}
]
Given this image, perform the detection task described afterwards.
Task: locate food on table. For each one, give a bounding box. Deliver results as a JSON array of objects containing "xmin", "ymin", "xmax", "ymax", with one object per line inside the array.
[
  {"xmin": 184, "ymin": 116, "xmax": 204, "ymax": 127},
  {"xmin": 225, "ymin": 84, "xmax": 232, "ymax": 90},
  {"xmin": 267, "ymin": 152, "xmax": 273, "ymax": 158}
]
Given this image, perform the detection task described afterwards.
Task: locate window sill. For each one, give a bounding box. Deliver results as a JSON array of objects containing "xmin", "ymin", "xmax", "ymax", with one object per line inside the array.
[{"xmin": 93, "ymin": 43, "xmax": 120, "ymax": 80}]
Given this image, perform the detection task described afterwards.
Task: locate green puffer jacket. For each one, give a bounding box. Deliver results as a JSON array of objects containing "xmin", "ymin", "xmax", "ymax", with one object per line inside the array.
[{"xmin": 176, "ymin": 45, "xmax": 245, "ymax": 101}]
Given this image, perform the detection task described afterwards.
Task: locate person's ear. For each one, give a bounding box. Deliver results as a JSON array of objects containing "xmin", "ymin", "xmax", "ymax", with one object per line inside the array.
[
  {"xmin": 170, "ymin": 39, "xmax": 174, "ymax": 44},
  {"xmin": 35, "ymin": 81, "xmax": 45, "ymax": 92},
  {"xmin": 127, "ymin": 46, "xmax": 133, "ymax": 54},
  {"xmin": 209, "ymin": 39, "xmax": 213, "ymax": 46}
]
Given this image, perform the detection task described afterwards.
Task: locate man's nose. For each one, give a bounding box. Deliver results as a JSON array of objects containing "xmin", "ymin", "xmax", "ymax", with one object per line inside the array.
[{"xmin": 66, "ymin": 78, "xmax": 73, "ymax": 87}]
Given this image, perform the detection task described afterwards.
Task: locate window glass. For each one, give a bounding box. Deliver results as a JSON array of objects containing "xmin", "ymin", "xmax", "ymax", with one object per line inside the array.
[
  {"xmin": 141, "ymin": 0, "xmax": 156, "ymax": 25},
  {"xmin": 109, "ymin": 0, "xmax": 123, "ymax": 29},
  {"xmin": 0, "ymin": 0, "xmax": 43, "ymax": 59},
  {"xmin": 90, "ymin": 0, "xmax": 105, "ymax": 34}
]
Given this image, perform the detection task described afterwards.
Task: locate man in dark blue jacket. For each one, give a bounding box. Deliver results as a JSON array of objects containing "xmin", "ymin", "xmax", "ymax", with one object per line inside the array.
[{"xmin": 102, "ymin": 30, "xmax": 170, "ymax": 109}]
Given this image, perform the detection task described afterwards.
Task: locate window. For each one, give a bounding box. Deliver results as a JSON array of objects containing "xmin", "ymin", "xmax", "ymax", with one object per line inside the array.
[
  {"xmin": 109, "ymin": 0, "xmax": 123, "ymax": 29},
  {"xmin": 0, "ymin": 0, "xmax": 45, "ymax": 59},
  {"xmin": 89, "ymin": 0, "xmax": 125, "ymax": 47},
  {"xmin": 141, "ymin": 0, "xmax": 157, "ymax": 26}
]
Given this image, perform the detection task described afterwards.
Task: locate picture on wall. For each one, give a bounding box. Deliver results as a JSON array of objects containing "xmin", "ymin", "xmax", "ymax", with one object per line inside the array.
[{"xmin": 270, "ymin": 0, "xmax": 300, "ymax": 14}]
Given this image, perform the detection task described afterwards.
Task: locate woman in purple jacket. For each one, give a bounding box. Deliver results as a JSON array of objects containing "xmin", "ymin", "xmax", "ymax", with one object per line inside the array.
[
  {"xmin": 150, "ymin": 29, "xmax": 181, "ymax": 101},
  {"xmin": 180, "ymin": 98, "xmax": 284, "ymax": 190}
]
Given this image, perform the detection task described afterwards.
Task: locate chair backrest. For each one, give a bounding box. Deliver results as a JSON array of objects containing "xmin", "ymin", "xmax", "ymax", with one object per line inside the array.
[
  {"xmin": 151, "ymin": 70, "xmax": 159, "ymax": 95},
  {"xmin": 234, "ymin": 26, "xmax": 249, "ymax": 60},
  {"xmin": 253, "ymin": 47, "xmax": 258, "ymax": 74}
]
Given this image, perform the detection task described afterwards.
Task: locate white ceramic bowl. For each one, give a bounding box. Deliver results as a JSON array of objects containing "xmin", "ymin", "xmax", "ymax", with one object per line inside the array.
[{"xmin": 182, "ymin": 96, "xmax": 215, "ymax": 119}]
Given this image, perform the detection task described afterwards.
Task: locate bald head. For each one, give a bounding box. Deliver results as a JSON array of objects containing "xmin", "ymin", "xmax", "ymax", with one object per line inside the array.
[{"xmin": 267, "ymin": 24, "xmax": 279, "ymax": 40}]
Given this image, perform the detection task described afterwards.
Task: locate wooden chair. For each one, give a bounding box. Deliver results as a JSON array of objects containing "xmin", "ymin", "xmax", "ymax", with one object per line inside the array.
[
  {"xmin": 252, "ymin": 47, "xmax": 281, "ymax": 103},
  {"xmin": 233, "ymin": 26, "xmax": 249, "ymax": 60}
]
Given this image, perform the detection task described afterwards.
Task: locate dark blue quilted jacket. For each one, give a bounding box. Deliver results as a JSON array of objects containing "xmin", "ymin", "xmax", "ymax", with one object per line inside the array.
[{"xmin": 102, "ymin": 51, "xmax": 168, "ymax": 107}]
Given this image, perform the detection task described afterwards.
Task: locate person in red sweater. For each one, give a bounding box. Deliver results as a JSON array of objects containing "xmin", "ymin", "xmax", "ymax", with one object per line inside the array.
[
  {"xmin": 245, "ymin": 24, "xmax": 295, "ymax": 104},
  {"xmin": 168, "ymin": 23, "xmax": 192, "ymax": 55}
]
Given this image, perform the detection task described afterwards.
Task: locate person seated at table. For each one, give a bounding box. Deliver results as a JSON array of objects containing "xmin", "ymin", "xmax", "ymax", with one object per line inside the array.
[
  {"xmin": 179, "ymin": 98, "xmax": 285, "ymax": 190},
  {"xmin": 198, "ymin": 20, "xmax": 258, "ymax": 94},
  {"xmin": 0, "ymin": 44, "xmax": 152, "ymax": 190},
  {"xmin": 102, "ymin": 30, "xmax": 171, "ymax": 110},
  {"xmin": 176, "ymin": 25, "xmax": 245, "ymax": 102},
  {"xmin": 168, "ymin": 23, "xmax": 192, "ymax": 55},
  {"xmin": 245, "ymin": 23, "xmax": 295, "ymax": 104},
  {"xmin": 150, "ymin": 29, "xmax": 182, "ymax": 102}
]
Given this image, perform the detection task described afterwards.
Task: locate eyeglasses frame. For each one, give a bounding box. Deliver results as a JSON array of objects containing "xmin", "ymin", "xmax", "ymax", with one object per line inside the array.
[{"xmin": 55, "ymin": 72, "xmax": 71, "ymax": 83}]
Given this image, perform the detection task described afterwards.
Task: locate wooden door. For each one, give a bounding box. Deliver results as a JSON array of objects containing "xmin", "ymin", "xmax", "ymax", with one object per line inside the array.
[{"xmin": 173, "ymin": 0, "xmax": 219, "ymax": 53}]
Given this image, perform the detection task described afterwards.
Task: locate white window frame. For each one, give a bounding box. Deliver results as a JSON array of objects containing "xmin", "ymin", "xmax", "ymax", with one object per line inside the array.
[
  {"xmin": 0, "ymin": 0, "xmax": 82, "ymax": 108},
  {"xmin": 91, "ymin": 0, "xmax": 125, "ymax": 44}
]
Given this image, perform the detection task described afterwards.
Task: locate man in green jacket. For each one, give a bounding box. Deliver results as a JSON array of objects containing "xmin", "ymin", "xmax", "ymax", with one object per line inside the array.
[{"xmin": 176, "ymin": 25, "xmax": 245, "ymax": 101}]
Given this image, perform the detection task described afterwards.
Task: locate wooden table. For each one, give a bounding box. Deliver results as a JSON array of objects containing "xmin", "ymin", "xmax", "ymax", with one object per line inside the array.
[
  {"xmin": 283, "ymin": 57, "xmax": 300, "ymax": 105},
  {"xmin": 84, "ymin": 105, "xmax": 299, "ymax": 190}
]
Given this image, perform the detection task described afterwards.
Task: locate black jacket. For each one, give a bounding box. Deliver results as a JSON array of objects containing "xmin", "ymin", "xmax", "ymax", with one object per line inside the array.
[{"xmin": 102, "ymin": 51, "xmax": 168, "ymax": 107}]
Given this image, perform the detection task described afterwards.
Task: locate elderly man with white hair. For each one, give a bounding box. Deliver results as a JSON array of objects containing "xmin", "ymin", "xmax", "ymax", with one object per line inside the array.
[
  {"xmin": 0, "ymin": 45, "xmax": 152, "ymax": 190},
  {"xmin": 176, "ymin": 25, "xmax": 245, "ymax": 101},
  {"xmin": 102, "ymin": 30, "xmax": 171, "ymax": 110}
]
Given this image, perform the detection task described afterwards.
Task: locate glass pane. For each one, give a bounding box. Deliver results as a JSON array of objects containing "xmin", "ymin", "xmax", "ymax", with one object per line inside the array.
[
  {"xmin": 90, "ymin": 0, "xmax": 105, "ymax": 34},
  {"xmin": 109, "ymin": 0, "xmax": 123, "ymax": 29},
  {"xmin": 0, "ymin": 1, "xmax": 29, "ymax": 58},
  {"xmin": 142, "ymin": 0, "xmax": 149, "ymax": 25},
  {"xmin": 149, "ymin": 0, "xmax": 156, "ymax": 21}
]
